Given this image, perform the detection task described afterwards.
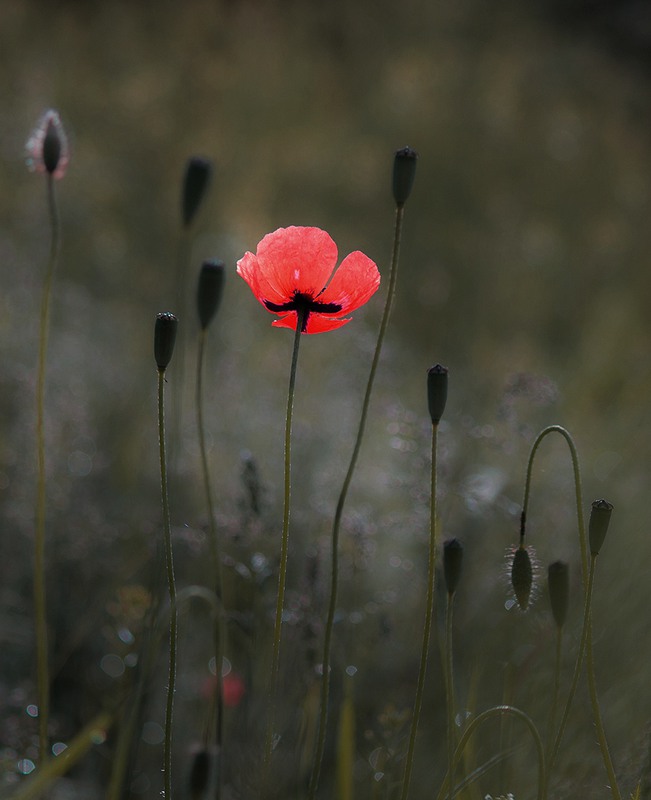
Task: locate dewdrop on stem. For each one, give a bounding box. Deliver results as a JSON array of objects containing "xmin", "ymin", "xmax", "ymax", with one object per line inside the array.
[
  {"xmin": 427, "ymin": 364, "xmax": 448, "ymax": 425},
  {"xmin": 154, "ymin": 312, "xmax": 179, "ymax": 371},
  {"xmin": 26, "ymin": 109, "xmax": 69, "ymax": 179},
  {"xmin": 443, "ymin": 538, "xmax": 463, "ymax": 596},
  {"xmin": 588, "ymin": 499, "xmax": 614, "ymax": 556},
  {"xmin": 182, "ymin": 156, "xmax": 213, "ymax": 228},
  {"xmin": 392, "ymin": 146, "xmax": 418, "ymax": 207},
  {"xmin": 197, "ymin": 260, "xmax": 226, "ymax": 330}
]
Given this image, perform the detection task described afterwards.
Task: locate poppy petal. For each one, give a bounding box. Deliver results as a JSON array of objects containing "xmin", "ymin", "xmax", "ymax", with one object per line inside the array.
[
  {"xmin": 237, "ymin": 250, "xmax": 287, "ymax": 310},
  {"xmin": 319, "ymin": 251, "xmax": 380, "ymax": 313},
  {"xmin": 256, "ymin": 226, "xmax": 338, "ymax": 301}
]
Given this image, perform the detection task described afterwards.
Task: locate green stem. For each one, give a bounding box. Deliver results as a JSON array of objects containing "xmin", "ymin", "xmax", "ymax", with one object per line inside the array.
[
  {"xmin": 545, "ymin": 625, "xmax": 563, "ymax": 760},
  {"xmin": 436, "ymin": 705, "xmax": 545, "ymax": 800},
  {"xmin": 545, "ymin": 555, "xmax": 597, "ymax": 796},
  {"xmin": 308, "ymin": 204, "xmax": 405, "ymax": 800},
  {"xmin": 196, "ymin": 329, "xmax": 225, "ymax": 781},
  {"xmin": 586, "ymin": 582, "xmax": 621, "ymax": 800},
  {"xmin": 34, "ymin": 174, "xmax": 59, "ymax": 763},
  {"xmin": 445, "ymin": 592, "xmax": 456, "ymax": 800},
  {"xmin": 263, "ymin": 307, "xmax": 306, "ymax": 781},
  {"xmin": 399, "ymin": 424, "xmax": 439, "ymax": 800},
  {"xmin": 159, "ymin": 367, "xmax": 178, "ymax": 800}
]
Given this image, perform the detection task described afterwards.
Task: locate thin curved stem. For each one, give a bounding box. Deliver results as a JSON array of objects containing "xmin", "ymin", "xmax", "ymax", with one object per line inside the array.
[
  {"xmin": 263, "ymin": 308, "xmax": 306, "ymax": 781},
  {"xmin": 399, "ymin": 424, "xmax": 439, "ymax": 800},
  {"xmin": 159, "ymin": 367, "xmax": 178, "ymax": 800},
  {"xmin": 196, "ymin": 327, "xmax": 225, "ymax": 792},
  {"xmin": 520, "ymin": 425, "xmax": 588, "ymax": 585},
  {"xmin": 308, "ymin": 204, "xmax": 405, "ymax": 800},
  {"xmin": 436, "ymin": 705, "xmax": 545, "ymax": 800},
  {"xmin": 34, "ymin": 174, "xmax": 60, "ymax": 762}
]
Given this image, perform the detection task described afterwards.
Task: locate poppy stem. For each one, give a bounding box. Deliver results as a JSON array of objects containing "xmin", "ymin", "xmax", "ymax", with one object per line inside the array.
[
  {"xmin": 158, "ymin": 365, "xmax": 178, "ymax": 800},
  {"xmin": 308, "ymin": 204, "xmax": 405, "ymax": 800},
  {"xmin": 263, "ymin": 307, "xmax": 307, "ymax": 783},
  {"xmin": 34, "ymin": 173, "xmax": 59, "ymax": 764},
  {"xmin": 196, "ymin": 326, "xmax": 225, "ymax": 797},
  {"xmin": 399, "ymin": 423, "xmax": 439, "ymax": 800}
]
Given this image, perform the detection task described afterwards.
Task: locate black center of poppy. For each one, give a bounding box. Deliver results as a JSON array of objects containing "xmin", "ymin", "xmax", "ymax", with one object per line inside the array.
[{"xmin": 264, "ymin": 291, "xmax": 342, "ymax": 332}]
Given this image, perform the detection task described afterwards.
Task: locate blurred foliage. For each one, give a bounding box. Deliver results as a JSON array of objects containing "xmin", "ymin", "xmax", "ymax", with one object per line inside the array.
[{"xmin": 2, "ymin": 0, "xmax": 651, "ymax": 797}]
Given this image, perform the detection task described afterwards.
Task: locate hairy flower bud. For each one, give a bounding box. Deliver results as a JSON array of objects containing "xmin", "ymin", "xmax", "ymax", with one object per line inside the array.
[
  {"xmin": 443, "ymin": 538, "xmax": 463, "ymax": 596},
  {"xmin": 589, "ymin": 499, "xmax": 613, "ymax": 556},
  {"xmin": 427, "ymin": 364, "xmax": 448, "ymax": 425},
  {"xmin": 154, "ymin": 312, "xmax": 179, "ymax": 371},
  {"xmin": 197, "ymin": 260, "xmax": 226, "ymax": 330},
  {"xmin": 26, "ymin": 109, "xmax": 69, "ymax": 179},
  {"xmin": 182, "ymin": 156, "xmax": 213, "ymax": 228},
  {"xmin": 511, "ymin": 546, "xmax": 533, "ymax": 610},
  {"xmin": 547, "ymin": 560, "xmax": 569, "ymax": 629},
  {"xmin": 392, "ymin": 146, "xmax": 418, "ymax": 207}
]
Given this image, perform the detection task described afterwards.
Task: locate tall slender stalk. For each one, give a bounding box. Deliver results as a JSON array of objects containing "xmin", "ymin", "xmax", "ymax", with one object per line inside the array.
[
  {"xmin": 444, "ymin": 592, "xmax": 457, "ymax": 800},
  {"xmin": 399, "ymin": 425, "xmax": 439, "ymax": 800},
  {"xmin": 154, "ymin": 312, "xmax": 178, "ymax": 796},
  {"xmin": 262, "ymin": 307, "xmax": 307, "ymax": 781},
  {"xmin": 196, "ymin": 326, "xmax": 225, "ymax": 798},
  {"xmin": 308, "ymin": 204, "xmax": 405, "ymax": 800},
  {"xmin": 34, "ymin": 173, "xmax": 60, "ymax": 761}
]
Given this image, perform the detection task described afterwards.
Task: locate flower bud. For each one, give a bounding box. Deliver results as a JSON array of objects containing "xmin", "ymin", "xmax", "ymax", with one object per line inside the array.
[
  {"xmin": 588, "ymin": 499, "xmax": 613, "ymax": 555},
  {"xmin": 182, "ymin": 156, "xmax": 213, "ymax": 228},
  {"xmin": 443, "ymin": 538, "xmax": 463, "ymax": 596},
  {"xmin": 26, "ymin": 109, "xmax": 69, "ymax": 180},
  {"xmin": 427, "ymin": 364, "xmax": 448, "ymax": 425},
  {"xmin": 154, "ymin": 312, "xmax": 178, "ymax": 371},
  {"xmin": 188, "ymin": 747, "xmax": 212, "ymax": 799},
  {"xmin": 511, "ymin": 546, "xmax": 533, "ymax": 610},
  {"xmin": 547, "ymin": 560, "xmax": 569, "ymax": 629},
  {"xmin": 197, "ymin": 260, "xmax": 226, "ymax": 330},
  {"xmin": 392, "ymin": 146, "xmax": 418, "ymax": 207}
]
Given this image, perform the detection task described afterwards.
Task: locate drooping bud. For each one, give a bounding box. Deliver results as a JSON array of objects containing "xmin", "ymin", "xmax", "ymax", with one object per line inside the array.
[
  {"xmin": 197, "ymin": 260, "xmax": 226, "ymax": 330},
  {"xmin": 26, "ymin": 109, "xmax": 69, "ymax": 179},
  {"xmin": 588, "ymin": 499, "xmax": 613, "ymax": 556},
  {"xmin": 427, "ymin": 364, "xmax": 448, "ymax": 425},
  {"xmin": 443, "ymin": 538, "xmax": 463, "ymax": 596},
  {"xmin": 154, "ymin": 312, "xmax": 179, "ymax": 371},
  {"xmin": 547, "ymin": 560, "xmax": 569, "ymax": 629},
  {"xmin": 182, "ymin": 156, "xmax": 213, "ymax": 228},
  {"xmin": 511, "ymin": 546, "xmax": 533, "ymax": 610},
  {"xmin": 392, "ymin": 146, "xmax": 418, "ymax": 207}
]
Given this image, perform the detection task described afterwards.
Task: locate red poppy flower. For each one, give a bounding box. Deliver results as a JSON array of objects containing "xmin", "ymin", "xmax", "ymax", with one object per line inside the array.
[{"xmin": 237, "ymin": 226, "xmax": 380, "ymax": 334}]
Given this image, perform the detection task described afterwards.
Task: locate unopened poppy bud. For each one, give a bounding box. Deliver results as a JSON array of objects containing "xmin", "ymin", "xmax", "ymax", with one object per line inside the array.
[
  {"xmin": 182, "ymin": 156, "xmax": 213, "ymax": 228},
  {"xmin": 427, "ymin": 364, "xmax": 448, "ymax": 424},
  {"xmin": 589, "ymin": 499, "xmax": 613, "ymax": 555},
  {"xmin": 392, "ymin": 146, "xmax": 418, "ymax": 207},
  {"xmin": 548, "ymin": 560, "xmax": 569, "ymax": 628},
  {"xmin": 511, "ymin": 546, "xmax": 533, "ymax": 610},
  {"xmin": 188, "ymin": 747, "xmax": 212, "ymax": 799},
  {"xmin": 26, "ymin": 109, "xmax": 69, "ymax": 179},
  {"xmin": 443, "ymin": 538, "xmax": 463, "ymax": 596},
  {"xmin": 197, "ymin": 260, "xmax": 226, "ymax": 330},
  {"xmin": 154, "ymin": 312, "xmax": 178, "ymax": 371}
]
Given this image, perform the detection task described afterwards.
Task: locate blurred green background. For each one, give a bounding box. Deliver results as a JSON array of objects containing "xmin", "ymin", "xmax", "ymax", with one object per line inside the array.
[{"xmin": 2, "ymin": 0, "xmax": 651, "ymax": 797}]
